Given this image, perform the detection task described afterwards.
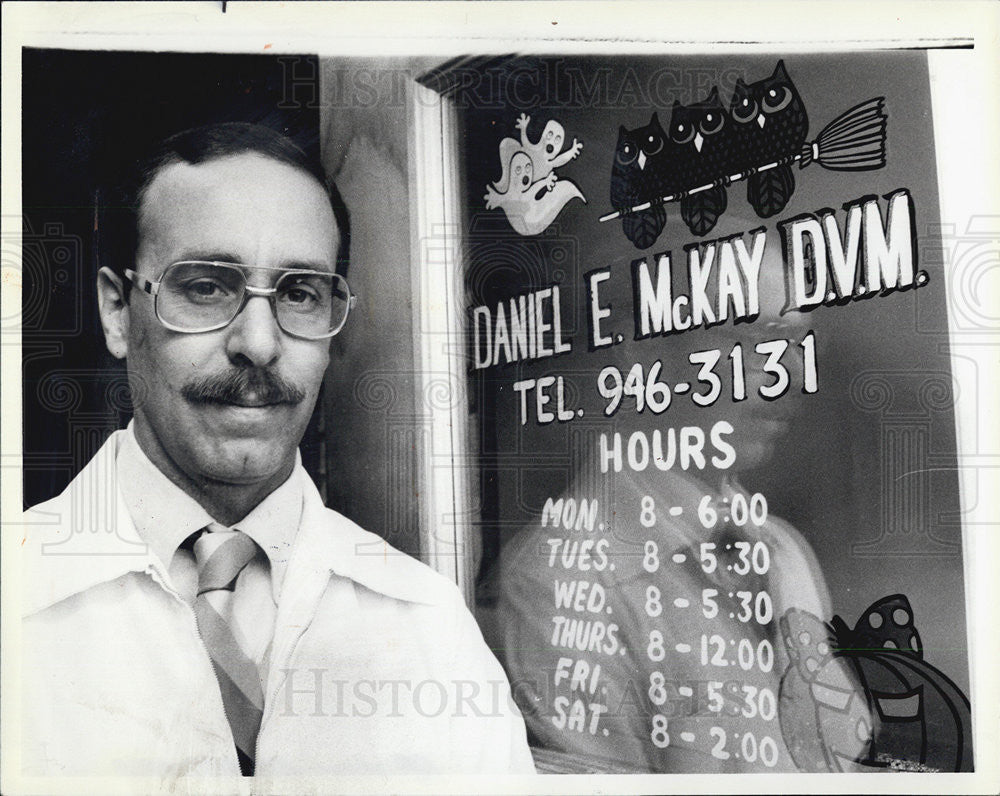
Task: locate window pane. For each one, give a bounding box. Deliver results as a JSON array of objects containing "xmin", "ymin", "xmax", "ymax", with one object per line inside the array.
[{"xmin": 456, "ymin": 54, "xmax": 972, "ymax": 774}]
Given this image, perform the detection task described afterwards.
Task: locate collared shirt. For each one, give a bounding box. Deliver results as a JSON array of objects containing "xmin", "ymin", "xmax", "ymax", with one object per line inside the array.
[
  {"xmin": 20, "ymin": 430, "xmax": 536, "ymax": 779},
  {"xmin": 117, "ymin": 423, "xmax": 301, "ymax": 606}
]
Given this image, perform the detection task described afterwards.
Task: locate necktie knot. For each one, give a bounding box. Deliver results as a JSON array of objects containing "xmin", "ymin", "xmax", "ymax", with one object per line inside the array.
[{"xmin": 194, "ymin": 524, "xmax": 258, "ymax": 596}]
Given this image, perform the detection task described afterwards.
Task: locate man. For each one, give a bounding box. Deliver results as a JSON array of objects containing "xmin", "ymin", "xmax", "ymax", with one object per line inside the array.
[
  {"xmin": 21, "ymin": 123, "xmax": 534, "ymax": 779},
  {"xmin": 494, "ymin": 244, "xmax": 868, "ymax": 772}
]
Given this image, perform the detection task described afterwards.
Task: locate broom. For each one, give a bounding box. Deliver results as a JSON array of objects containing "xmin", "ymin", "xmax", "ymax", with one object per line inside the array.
[{"xmin": 599, "ymin": 97, "xmax": 888, "ymax": 223}]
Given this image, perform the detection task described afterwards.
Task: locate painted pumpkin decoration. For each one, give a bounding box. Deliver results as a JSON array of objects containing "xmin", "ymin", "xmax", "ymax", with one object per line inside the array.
[{"xmin": 778, "ymin": 594, "xmax": 972, "ymax": 773}]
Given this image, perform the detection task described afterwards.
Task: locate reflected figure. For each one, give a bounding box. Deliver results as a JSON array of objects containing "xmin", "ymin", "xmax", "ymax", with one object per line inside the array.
[{"xmin": 493, "ymin": 249, "xmax": 872, "ymax": 772}]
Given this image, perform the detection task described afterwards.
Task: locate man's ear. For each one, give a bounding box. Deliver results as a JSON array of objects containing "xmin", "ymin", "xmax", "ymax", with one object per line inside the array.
[{"xmin": 97, "ymin": 267, "xmax": 130, "ymax": 360}]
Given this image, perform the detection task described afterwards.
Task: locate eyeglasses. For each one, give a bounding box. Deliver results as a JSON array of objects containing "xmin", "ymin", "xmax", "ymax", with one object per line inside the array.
[{"xmin": 125, "ymin": 261, "xmax": 357, "ymax": 340}]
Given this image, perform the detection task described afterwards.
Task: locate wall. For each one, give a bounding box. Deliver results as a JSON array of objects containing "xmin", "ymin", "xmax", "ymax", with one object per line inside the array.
[{"xmin": 318, "ymin": 57, "xmax": 442, "ymax": 559}]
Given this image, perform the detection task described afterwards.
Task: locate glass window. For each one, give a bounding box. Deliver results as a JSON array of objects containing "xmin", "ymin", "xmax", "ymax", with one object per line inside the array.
[{"xmin": 445, "ymin": 54, "xmax": 972, "ymax": 774}]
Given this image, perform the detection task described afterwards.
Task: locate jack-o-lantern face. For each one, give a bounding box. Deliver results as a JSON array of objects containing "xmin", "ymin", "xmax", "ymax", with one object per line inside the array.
[{"xmin": 778, "ymin": 596, "xmax": 972, "ymax": 773}]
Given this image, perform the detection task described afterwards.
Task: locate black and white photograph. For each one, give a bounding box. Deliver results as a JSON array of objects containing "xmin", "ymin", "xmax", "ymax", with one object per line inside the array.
[{"xmin": 2, "ymin": 2, "xmax": 998, "ymax": 793}]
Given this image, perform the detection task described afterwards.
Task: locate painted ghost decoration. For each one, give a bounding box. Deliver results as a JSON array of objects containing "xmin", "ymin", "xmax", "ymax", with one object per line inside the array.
[{"xmin": 485, "ymin": 114, "xmax": 586, "ymax": 236}]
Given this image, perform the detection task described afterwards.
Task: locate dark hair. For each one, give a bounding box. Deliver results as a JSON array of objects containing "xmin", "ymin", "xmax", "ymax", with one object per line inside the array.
[{"xmin": 97, "ymin": 122, "xmax": 351, "ymax": 298}]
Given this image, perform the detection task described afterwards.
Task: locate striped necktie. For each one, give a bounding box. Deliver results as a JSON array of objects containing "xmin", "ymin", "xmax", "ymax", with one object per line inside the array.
[{"xmin": 194, "ymin": 523, "xmax": 264, "ymax": 776}]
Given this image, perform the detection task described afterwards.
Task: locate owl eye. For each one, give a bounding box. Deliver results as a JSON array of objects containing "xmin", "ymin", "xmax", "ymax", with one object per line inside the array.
[
  {"xmin": 616, "ymin": 142, "xmax": 638, "ymax": 166},
  {"xmin": 763, "ymin": 84, "xmax": 792, "ymax": 113},
  {"xmin": 671, "ymin": 121, "xmax": 694, "ymax": 144},
  {"xmin": 642, "ymin": 133, "xmax": 663, "ymax": 156},
  {"xmin": 732, "ymin": 95, "xmax": 758, "ymax": 123},
  {"xmin": 699, "ymin": 111, "xmax": 724, "ymax": 135}
]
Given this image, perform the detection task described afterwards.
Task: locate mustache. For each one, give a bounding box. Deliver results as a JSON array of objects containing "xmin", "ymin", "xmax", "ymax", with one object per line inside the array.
[{"xmin": 181, "ymin": 367, "xmax": 306, "ymax": 406}]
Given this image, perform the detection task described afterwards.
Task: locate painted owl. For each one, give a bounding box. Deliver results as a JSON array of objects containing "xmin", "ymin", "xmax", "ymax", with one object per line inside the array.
[
  {"xmin": 668, "ymin": 88, "xmax": 733, "ymax": 236},
  {"xmin": 730, "ymin": 60, "xmax": 809, "ymax": 218},
  {"xmin": 668, "ymin": 87, "xmax": 736, "ymax": 188},
  {"xmin": 611, "ymin": 113, "xmax": 674, "ymax": 249}
]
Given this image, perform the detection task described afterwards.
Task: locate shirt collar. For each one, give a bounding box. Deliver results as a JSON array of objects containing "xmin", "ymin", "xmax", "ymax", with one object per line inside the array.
[
  {"xmin": 23, "ymin": 430, "xmax": 449, "ymax": 617},
  {"xmin": 235, "ymin": 465, "xmax": 302, "ymax": 600},
  {"xmin": 117, "ymin": 423, "xmax": 303, "ymax": 600}
]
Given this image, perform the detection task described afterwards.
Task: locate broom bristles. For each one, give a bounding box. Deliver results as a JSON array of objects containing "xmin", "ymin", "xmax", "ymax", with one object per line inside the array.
[{"xmin": 812, "ymin": 97, "xmax": 887, "ymax": 172}]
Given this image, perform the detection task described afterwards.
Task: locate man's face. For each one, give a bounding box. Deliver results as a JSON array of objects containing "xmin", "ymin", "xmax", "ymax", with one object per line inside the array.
[
  {"xmin": 689, "ymin": 253, "xmax": 811, "ymax": 472},
  {"xmin": 120, "ymin": 153, "xmax": 338, "ymax": 493}
]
